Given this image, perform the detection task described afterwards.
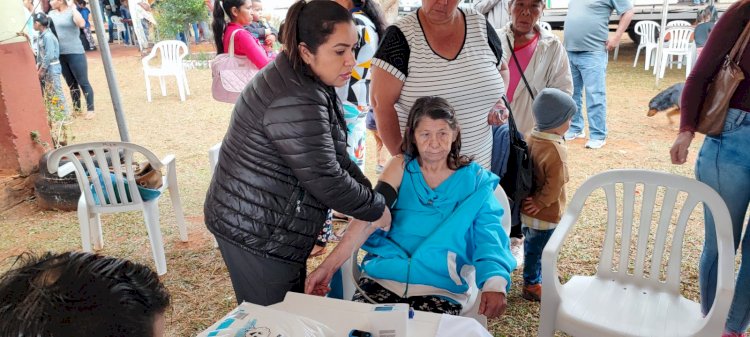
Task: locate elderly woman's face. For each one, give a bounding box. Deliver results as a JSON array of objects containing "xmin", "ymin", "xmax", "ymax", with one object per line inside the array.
[
  {"xmin": 414, "ymin": 117, "xmax": 457, "ymax": 164},
  {"xmin": 510, "ymin": 0, "xmax": 544, "ymax": 34},
  {"xmin": 421, "ymin": 0, "xmax": 461, "ymax": 23}
]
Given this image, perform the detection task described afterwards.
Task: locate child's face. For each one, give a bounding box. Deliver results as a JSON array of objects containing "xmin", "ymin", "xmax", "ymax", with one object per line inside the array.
[
  {"xmin": 33, "ymin": 21, "xmax": 43, "ymax": 32},
  {"xmin": 542, "ymin": 118, "xmax": 572, "ymax": 136},
  {"xmin": 251, "ymin": 2, "xmax": 262, "ymax": 22}
]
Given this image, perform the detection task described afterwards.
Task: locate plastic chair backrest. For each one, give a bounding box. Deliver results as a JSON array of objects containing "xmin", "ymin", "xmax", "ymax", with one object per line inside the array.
[
  {"xmin": 665, "ymin": 27, "xmax": 694, "ymax": 51},
  {"xmin": 667, "ymin": 20, "xmax": 691, "ymax": 27},
  {"xmin": 46, "ymin": 142, "xmax": 163, "ymax": 209},
  {"xmin": 539, "ymin": 21, "xmax": 552, "ymax": 32},
  {"xmin": 568, "ymin": 170, "xmax": 733, "ymax": 294},
  {"xmin": 493, "ymin": 185, "xmax": 511, "ymax": 236},
  {"xmin": 152, "ymin": 40, "xmax": 188, "ymax": 68},
  {"xmin": 635, "ymin": 21, "xmax": 660, "ymax": 45}
]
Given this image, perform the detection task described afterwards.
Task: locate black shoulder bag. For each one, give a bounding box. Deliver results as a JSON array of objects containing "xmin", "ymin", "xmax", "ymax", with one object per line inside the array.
[{"xmin": 499, "ymin": 36, "xmax": 535, "ymax": 203}]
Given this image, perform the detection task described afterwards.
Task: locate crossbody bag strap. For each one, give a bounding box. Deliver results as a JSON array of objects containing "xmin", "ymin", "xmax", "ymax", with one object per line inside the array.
[
  {"xmin": 729, "ymin": 19, "xmax": 750, "ymax": 64},
  {"xmin": 506, "ymin": 35, "xmax": 535, "ymax": 101}
]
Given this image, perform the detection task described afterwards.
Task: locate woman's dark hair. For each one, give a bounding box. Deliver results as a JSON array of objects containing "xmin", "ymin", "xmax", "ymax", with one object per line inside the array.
[
  {"xmin": 401, "ymin": 96, "xmax": 472, "ymax": 170},
  {"xmin": 33, "ymin": 12, "xmax": 58, "ymax": 38},
  {"xmin": 212, "ymin": 0, "xmax": 249, "ymax": 54},
  {"xmin": 353, "ymin": 0, "xmax": 386, "ymax": 38},
  {"xmin": 280, "ymin": 0, "xmax": 353, "ymax": 70},
  {"xmin": 0, "ymin": 251, "xmax": 170, "ymax": 337}
]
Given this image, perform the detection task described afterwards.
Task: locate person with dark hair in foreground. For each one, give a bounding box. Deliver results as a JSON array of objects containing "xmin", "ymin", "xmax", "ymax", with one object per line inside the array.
[{"xmin": 0, "ymin": 251, "xmax": 170, "ymax": 337}]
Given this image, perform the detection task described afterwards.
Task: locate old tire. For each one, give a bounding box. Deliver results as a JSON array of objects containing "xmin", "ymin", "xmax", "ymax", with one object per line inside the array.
[{"xmin": 34, "ymin": 151, "xmax": 81, "ymax": 211}]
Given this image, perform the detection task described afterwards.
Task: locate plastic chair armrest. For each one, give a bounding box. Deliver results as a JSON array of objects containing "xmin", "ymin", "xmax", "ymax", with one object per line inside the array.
[
  {"xmin": 160, "ymin": 154, "xmax": 176, "ymax": 187},
  {"xmin": 57, "ymin": 162, "xmax": 76, "ymax": 178},
  {"xmin": 541, "ymin": 211, "xmax": 580, "ymax": 298}
]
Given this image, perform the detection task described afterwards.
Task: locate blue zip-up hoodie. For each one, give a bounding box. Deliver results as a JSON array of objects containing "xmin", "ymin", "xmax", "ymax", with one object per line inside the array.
[{"xmin": 361, "ymin": 159, "xmax": 516, "ymax": 296}]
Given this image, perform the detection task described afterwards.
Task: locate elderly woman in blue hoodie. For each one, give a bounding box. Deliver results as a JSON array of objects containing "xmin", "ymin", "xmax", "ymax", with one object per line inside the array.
[{"xmin": 306, "ymin": 96, "xmax": 516, "ymax": 318}]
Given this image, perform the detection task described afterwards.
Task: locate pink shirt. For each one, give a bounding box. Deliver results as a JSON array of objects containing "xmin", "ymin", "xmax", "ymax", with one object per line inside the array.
[
  {"xmin": 507, "ymin": 34, "xmax": 539, "ymax": 103},
  {"xmin": 223, "ymin": 22, "xmax": 271, "ymax": 69}
]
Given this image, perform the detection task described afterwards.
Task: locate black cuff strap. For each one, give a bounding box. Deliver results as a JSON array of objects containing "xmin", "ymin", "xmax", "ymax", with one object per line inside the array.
[{"xmin": 374, "ymin": 181, "xmax": 398, "ymax": 209}]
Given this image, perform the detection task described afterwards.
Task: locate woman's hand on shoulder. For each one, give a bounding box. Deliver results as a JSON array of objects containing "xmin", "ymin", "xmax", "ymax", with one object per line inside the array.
[{"xmin": 479, "ymin": 291, "xmax": 507, "ymax": 319}]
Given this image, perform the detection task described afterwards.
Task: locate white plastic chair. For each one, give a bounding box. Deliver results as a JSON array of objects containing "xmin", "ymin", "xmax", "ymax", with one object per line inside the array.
[
  {"xmin": 110, "ymin": 16, "xmax": 126, "ymax": 44},
  {"xmin": 46, "ymin": 142, "xmax": 188, "ymax": 276},
  {"xmin": 538, "ymin": 21, "xmax": 552, "ymax": 32},
  {"xmin": 343, "ymin": 185, "xmax": 512, "ymax": 327},
  {"xmin": 667, "ymin": 20, "xmax": 692, "ymax": 28},
  {"xmin": 658, "ymin": 27, "xmax": 694, "ymax": 79},
  {"xmin": 539, "ymin": 170, "xmax": 734, "ymax": 337},
  {"xmin": 142, "ymin": 40, "xmax": 191, "ymax": 102},
  {"xmin": 208, "ymin": 142, "xmax": 222, "ymax": 248},
  {"xmin": 633, "ymin": 21, "xmax": 660, "ymax": 70}
]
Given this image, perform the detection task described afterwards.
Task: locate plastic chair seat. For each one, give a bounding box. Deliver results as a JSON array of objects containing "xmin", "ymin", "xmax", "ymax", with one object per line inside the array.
[{"xmin": 556, "ymin": 276, "xmax": 703, "ymax": 337}]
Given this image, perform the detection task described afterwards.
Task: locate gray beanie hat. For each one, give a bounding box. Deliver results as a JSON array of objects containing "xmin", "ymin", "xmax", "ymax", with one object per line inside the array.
[{"xmin": 532, "ymin": 88, "xmax": 577, "ymax": 131}]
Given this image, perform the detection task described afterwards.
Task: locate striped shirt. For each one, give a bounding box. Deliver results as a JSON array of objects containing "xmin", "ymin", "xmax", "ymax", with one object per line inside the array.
[{"xmin": 372, "ymin": 8, "xmax": 505, "ymax": 169}]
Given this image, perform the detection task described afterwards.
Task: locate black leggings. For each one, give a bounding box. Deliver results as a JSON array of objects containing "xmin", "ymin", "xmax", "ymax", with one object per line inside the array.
[{"xmin": 59, "ymin": 53, "xmax": 94, "ymax": 112}]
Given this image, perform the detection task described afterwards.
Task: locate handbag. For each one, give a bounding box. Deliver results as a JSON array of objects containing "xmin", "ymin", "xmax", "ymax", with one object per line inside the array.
[
  {"xmin": 210, "ymin": 29, "xmax": 260, "ymax": 103},
  {"xmin": 696, "ymin": 19, "xmax": 750, "ymax": 136},
  {"xmin": 499, "ymin": 95, "xmax": 534, "ymax": 204}
]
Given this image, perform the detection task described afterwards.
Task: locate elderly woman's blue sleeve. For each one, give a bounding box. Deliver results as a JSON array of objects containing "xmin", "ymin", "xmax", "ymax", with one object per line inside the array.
[{"xmin": 471, "ymin": 194, "xmax": 516, "ymax": 292}]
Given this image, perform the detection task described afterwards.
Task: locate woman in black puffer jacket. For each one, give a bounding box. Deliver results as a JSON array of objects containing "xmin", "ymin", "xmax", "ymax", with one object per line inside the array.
[{"xmin": 204, "ymin": 0, "xmax": 391, "ymax": 306}]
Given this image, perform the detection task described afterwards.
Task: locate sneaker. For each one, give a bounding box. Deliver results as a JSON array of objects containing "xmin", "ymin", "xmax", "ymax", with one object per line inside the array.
[
  {"xmin": 84, "ymin": 111, "xmax": 96, "ymax": 120},
  {"xmin": 522, "ymin": 284, "xmax": 542, "ymax": 302},
  {"xmin": 585, "ymin": 139, "xmax": 606, "ymax": 149},
  {"xmin": 563, "ymin": 130, "xmax": 585, "ymax": 141},
  {"xmin": 510, "ymin": 237, "xmax": 524, "ymax": 268}
]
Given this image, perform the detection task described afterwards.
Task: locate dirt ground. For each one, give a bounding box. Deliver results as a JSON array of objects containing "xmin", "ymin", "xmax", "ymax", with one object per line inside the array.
[{"xmin": 0, "ymin": 34, "xmax": 712, "ymax": 336}]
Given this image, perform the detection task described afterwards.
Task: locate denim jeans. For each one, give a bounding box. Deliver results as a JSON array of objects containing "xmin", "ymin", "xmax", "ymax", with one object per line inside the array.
[
  {"xmin": 696, "ymin": 108, "xmax": 750, "ymax": 334},
  {"xmin": 44, "ymin": 63, "xmax": 70, "ymax": 116},
  {"xmin": 568, "ymin": 50, "xmax": 608, "ymax": 140},
  {"xmin": 59, "ymin": 53, "xmax": 95, "ymax": 112},
  {"xmin": 522, "ymin": 226, "xmax": 555, "ymax": 285}
]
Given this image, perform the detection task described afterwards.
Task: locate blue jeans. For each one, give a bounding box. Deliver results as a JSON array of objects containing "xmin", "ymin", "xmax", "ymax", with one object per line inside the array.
[
  {"xmin": 59, "ymin": 53, "xmax": 94, "ymax": 112},
  {"xmin": 522, "ymin": 226, "xmax": 555, "ymax": 285},
  {"xmin": 696, "ymin": 108, "xmax": 750, "ymax": 334},
  {"xmin": 44, "ymin": 63, "xmax": 70, "ymax": 116},
  {"xmin": 568, "ymin": 50, "xmax": 608, "ymax": 140}
]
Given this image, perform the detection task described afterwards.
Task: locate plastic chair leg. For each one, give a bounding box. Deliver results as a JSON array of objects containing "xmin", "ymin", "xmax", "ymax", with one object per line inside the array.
[
  {"xmin": 143, "ymin": 201, "xmax": 167, "ymax": 275},
  {"xmin": 175, "ymin": 75, "xmax": 186, "ymax": 102},
  {"xmin": 166, "ymin": 164, "xmax": 188, "ymax": 242},
  {"xmin": 91, "ymin": 213, "xmax": 104, "ymax": 250},
  {"xmin": 77, "ymin": 197, "xmax": 93, "ymax": 252},
  {"xmin": 181, "ymin": 72, "xmax": 190, "ymax": 96},
  {"xmin": 144, "ymin": 74, "xmax": 152, "ymax": 102},
  {"xmin": 159, "ymin": 76, "xmax": 166, "ymax": 97},
  {"xmin": 633, "ymin": 46, "xmax": 641, "ymax": 67}
]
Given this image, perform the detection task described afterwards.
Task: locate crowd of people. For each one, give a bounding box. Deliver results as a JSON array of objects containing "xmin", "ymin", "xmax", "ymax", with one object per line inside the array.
[{"xmin": 3, "ymin": 0, "xmax": 750, "ymax": 336}]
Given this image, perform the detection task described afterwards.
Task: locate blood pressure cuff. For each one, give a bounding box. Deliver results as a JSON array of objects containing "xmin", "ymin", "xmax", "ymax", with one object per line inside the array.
[{"xmin": 374, "ymin": 181, "xmax": 397, "ymax": 210}]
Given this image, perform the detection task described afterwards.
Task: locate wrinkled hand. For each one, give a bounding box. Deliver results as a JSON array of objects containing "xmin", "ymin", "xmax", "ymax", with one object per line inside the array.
[
  {"xmin": 522, "ymin": 197, "xmax": 542, "ymax": 215},
  {"xmin": 605, "ymin": 37, "xmax": 621, "ymax": 51},
  {"xmin": 479, "ymin": 292, "xmax": 507, "ymax": 319},
  {"xmin": 670, "ymin": 131, "xmax": 694, "ymax": 165},
  {"xmin": 487, "ymin": 102, "xmax": 508, "ymax": 126},
  {"xmin": 305, "ymin": 265, "xmax": 334, "ymax": 296}
]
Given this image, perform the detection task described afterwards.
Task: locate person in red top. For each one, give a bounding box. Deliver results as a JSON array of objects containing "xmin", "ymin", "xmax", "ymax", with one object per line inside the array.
[
  {"xmin": 211, "ymin": 0, "xmax": 271, "ymax": 69},
  {"xmin": 670, "ymin": 1, "xmax": 750, "ymax": 336}
]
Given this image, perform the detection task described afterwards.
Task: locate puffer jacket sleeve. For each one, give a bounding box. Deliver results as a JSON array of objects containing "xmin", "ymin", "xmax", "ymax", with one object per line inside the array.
[{"xmin": 262, "ymin": 92, "xmax": 385, "ymax": 222}]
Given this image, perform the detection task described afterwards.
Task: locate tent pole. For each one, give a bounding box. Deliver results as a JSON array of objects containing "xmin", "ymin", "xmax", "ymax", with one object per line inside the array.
[
  {"xmin": 89, "ymin": 0, "xmax": 130, "ymax": 142},
  {"xmin": 654, "ymin": 0, "xmax": 670, "ymax": 87}
]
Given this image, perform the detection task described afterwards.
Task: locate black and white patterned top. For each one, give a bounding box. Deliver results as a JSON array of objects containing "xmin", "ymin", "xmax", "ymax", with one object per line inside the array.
[{"xmin": 372, "ymin": 8, "xmax": 505, "ymax": 169}]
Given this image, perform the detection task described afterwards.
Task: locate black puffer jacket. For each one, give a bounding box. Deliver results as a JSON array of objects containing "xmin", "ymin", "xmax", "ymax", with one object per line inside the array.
[{"xmin": 205, "ymin": 53, "xmax": 385, "ymax": 266}]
